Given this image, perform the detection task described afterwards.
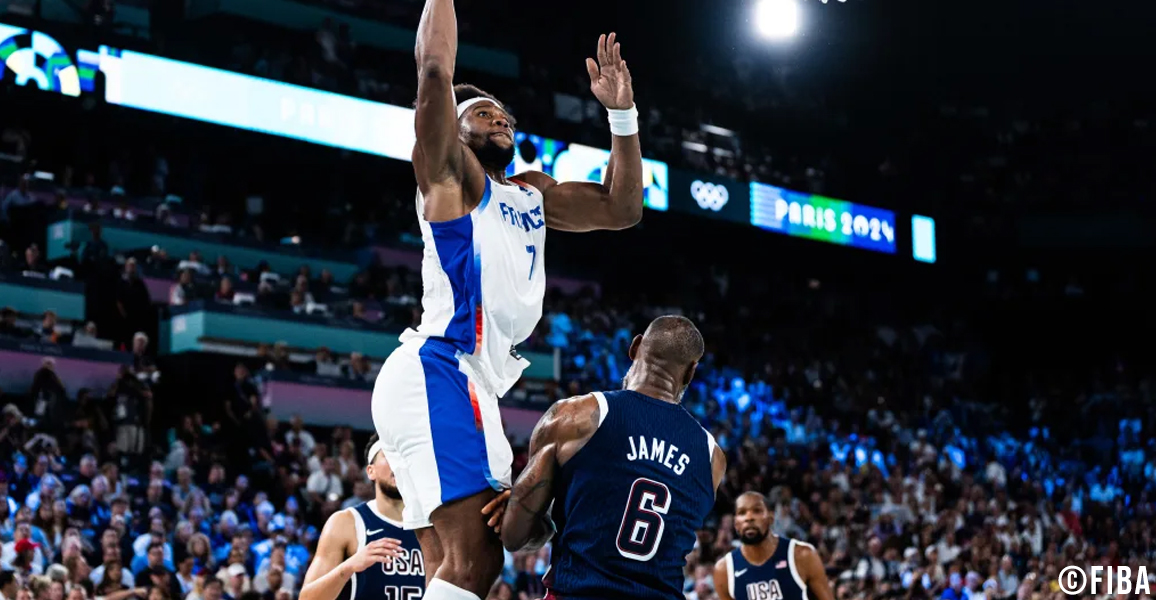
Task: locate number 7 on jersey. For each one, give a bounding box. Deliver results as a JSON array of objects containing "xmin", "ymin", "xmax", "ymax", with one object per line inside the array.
[{"xmin": 525, "ymin": 245, "xmax": 537, "ymax": 280}]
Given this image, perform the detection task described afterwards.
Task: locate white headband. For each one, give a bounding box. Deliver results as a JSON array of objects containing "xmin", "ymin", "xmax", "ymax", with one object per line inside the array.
[
  {"xmin": 456, "ymin": 97, "xmax": 495, "ymax": 119},
  {"xmin": 367, "ymin": 439, "xmax": 386, "ymax": 464}
]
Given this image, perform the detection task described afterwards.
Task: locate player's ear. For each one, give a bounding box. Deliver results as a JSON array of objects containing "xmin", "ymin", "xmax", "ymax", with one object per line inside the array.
[
  {"xmin": 682, "ymin": 361, "xmax": 698, "ymax": 388},
  {"xmin": 365, "ymin": 464, "xmax": 375, "ymax": 482},
  {"xmin": 628, "ymin": 335, "xmax": 642, "ymax": 360}
]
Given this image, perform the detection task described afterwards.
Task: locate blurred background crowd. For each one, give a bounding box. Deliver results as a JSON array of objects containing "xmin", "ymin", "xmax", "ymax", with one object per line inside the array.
[{"xmin": 1, "ymin": 0, "xmax": 1154, "ymax": 599}]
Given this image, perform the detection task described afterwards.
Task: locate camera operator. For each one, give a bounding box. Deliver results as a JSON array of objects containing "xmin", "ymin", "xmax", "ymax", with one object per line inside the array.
[{"xmin": 107, "ymin": 366, "xmax": 153, "ymax": 467}]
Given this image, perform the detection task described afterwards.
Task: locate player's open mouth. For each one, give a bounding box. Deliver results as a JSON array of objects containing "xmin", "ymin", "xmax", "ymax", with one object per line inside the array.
[{"xmin": 490, "ymin": 132, "xmax": 512, "ymax": 140}]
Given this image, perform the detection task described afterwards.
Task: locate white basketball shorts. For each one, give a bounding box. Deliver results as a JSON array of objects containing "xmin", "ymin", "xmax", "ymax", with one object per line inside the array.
[{"xmin": 371, "ymin": 337, "xmax": 513, "ymax": 529}]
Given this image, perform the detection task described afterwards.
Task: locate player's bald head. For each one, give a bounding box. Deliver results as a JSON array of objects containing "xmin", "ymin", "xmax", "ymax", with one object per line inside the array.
[
  {"xmin": 623, "ymin": 315, "xmax": 704, "ymax": 401},
  {"xmin": 637, "ymin": 315, "xmax": 704, "ymax": 367}
]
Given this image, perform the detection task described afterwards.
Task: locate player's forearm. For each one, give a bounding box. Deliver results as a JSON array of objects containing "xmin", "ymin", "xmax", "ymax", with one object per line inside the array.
[
  {"xmin": 415, "ymin": 0, "xmax": 457, "ymax": 77},
  {"xmin": 299, "ymin": 561, "xmax": 355, "ymax": 600},
  {"xmin": 603, "ymin": 133, "xmax": 644, "ymax": 227},
  {"xmin": 501, "ymin": 446, "xmax": 558, "ymax": 551}
]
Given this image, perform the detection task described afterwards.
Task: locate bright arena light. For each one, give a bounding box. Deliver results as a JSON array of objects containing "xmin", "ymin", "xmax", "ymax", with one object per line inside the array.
[{"xmin": 755, "ymin": 0, "xmax": 800, "ymax": 40}]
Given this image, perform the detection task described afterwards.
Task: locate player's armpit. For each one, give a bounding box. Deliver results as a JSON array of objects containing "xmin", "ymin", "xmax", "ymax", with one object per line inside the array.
[
  {"xmin": 795, "ymin": 544, "xmax": 835, "ymax": 600},
  {"xmin": 713, "ymin": 557, "xmax": 735, "ymax": 600},
  {"xmin": 710, "ymin": 444, "xmax": 728, "ymax": 495}
]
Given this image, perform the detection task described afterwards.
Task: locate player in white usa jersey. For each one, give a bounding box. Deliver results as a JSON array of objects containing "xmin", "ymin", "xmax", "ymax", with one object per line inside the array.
[{"xmin": 369, "ymin": 1, "xmax": 645, "ymax": 599}]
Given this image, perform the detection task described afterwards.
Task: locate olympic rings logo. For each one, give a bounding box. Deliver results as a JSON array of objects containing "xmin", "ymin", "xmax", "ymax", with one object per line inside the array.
[{"xmin": 690, "ymin": 180, "xmax": 729, "ymax": 211}]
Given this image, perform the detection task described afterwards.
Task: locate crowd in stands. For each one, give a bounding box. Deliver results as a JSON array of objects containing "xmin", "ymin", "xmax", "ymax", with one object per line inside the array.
[
  {"xmin": 2, "ymin": 232, "xmax": 1153, "ymax": 600},
  {"xmin": 0, "ymin": 5, "xmax": 1152, "ymax": 600}
]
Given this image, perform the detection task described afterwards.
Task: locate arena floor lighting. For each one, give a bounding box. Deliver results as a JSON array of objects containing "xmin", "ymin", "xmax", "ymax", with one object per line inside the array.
[{"xmin": 755, "ymin": 0, "xmax": 800, "ymax": 40}]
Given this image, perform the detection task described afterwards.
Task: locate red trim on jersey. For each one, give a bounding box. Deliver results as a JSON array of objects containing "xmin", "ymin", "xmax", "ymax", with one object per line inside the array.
[
  {"xmin": 508, "ymin": 177, "xmax": 543, "ymax": 197},
  {"xmin": 467, "ymin": 381, "xmax": 484, "ymax": 431},
  {"xmin": 474, "ymin": 308, "xmax": 484, "ymax": 352}
]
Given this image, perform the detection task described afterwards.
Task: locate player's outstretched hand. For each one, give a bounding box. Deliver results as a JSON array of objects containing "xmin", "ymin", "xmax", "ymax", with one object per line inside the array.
[
  {"xmin": 586, "ymin": 32, "xmax": 634, "ymax": 110},
  {"xmin": 481, "ymin": 489, "xmax": 512, "ymax": 534},
  {"xmin": 348, "ymin": 538, "xmax": 404, "ymax": 572}
]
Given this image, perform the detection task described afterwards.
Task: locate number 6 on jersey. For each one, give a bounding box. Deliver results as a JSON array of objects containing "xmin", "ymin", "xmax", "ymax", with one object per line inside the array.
[{"xmin": 616, "ymin": 477, "xmax": 671, "ymax": 561}]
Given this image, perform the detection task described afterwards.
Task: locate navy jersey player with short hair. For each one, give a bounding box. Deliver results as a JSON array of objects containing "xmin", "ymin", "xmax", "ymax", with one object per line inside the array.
[
  {"xmin": 499, "ymin": 316, "xmax": 728, "ymax": 599},
  {"xmin": 713, "ymin": 492, "xmax": 835, "ymax": 600},
  {"xmin": 301, "ymin": 436, "xmax": 425, "ymax": 600}
]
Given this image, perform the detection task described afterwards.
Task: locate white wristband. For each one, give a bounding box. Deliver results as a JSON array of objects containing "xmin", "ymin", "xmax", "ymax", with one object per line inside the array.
[{"xmin": 607, "ymin": 105, "xmax": 639, "ymax": 137}]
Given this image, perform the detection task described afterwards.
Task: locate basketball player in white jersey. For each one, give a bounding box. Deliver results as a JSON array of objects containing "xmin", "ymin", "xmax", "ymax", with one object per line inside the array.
[{"xmin": 369, "ymin": 0, "xmax": 645, "ymax": 599}]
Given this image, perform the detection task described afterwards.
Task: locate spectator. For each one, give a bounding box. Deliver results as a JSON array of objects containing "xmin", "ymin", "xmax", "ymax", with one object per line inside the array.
[
  {"xmin": 309, "ymin": 348, "xmax": 340, "ymax": 377},
  {"xmin": 20, "ymin": 246, "xmax": 46, "ymax": 275},
  {"xmin": 224, "ymin": 364, "xmax": 258, "ymax": 443},
  {"xmin": 288, "ymin": 291, "xmax": 305, "ymax": 315},
  {"xmin": 334, "ymin": 441, "xmax": 358, "ymax": 482},
  {"xmin": 1, "ymin": 571, "xmax": 18, "ymax": 600},
  {"xmin": 282, "ymin": 417, "xmax": 314, "ymax": 458},
  {"xmin": 303, "ymin": 459, "xmax": 340, "ymax": 511},
  {"xmin": 347, "ymin": 301, "xmax": 368, "ymax": 323},
  {"xmin": 199, "ymin": 576, "xmax": 224, "ymax": 600},
  {"xmin": 184, "ymin": 535, "xmax": 214, "ymax": 574},
  {"xmin": 180, "ymin": 252, "xmax": 210, "ymax": 277},
  {"xmin": 213, "ymin": 256, "xmax": 233, "ymax": 278},
  {"xmin": 116, "ymin": 259, "xmax": 151, "ymax": 348},
  {"xmin": 72, "ymin": 323, "xmax": 103, "ymax": 349},
  {"xmin": 169, "ymin": 271, "xmax": 194, "ymax": 307},
  {"xmin": 130, "ymin": 334, "xmax": 159, "ymax": 385},
  {"xmin": 855, "ymin": 537, "xmax": 892, "ymax": 581},
  {"xmin": 1, "ymin": 175, "xmax": 33, "ymax": 223},
  {"xmin": 0, "ymin": 307, "xmax": 28, "ymax": 338},
  {"xmin": 214, "ymin": 278, "xmax": 235, "ymax": 304},
  {"xmin": 2, "ymin": 524, "xmax": 46, "ymax": 575},
  {"xmin": 343, "ymin": 353, "xmax": 372, "ymax": 382},
  {"xmin": 65, "ymin": 391, "xmax": 107, "ymax": 456},
  {"xmin": 132, "ymin": 543, "xmax": 178, "ymax": 599},
  {"xmin": 314, "ymin": 269, "xmax": 336, "ymax": 299},
  {"xmin": 107, "ymin": 368, "xmax": 151, "ymax": 459},
  {"xmin": 29, "ymin": 360, "xmax": 68, "ymax": 437},
  {"xmin": 77, "ymin": 224, "xmax": 111, "ymax": 275},
  {"xmin": 292, "ymin": 277, "xmax": 314, "ymax": 306},
  {"xmin": 174, "ymin": 556, "xmax": 195, "ymax": 598},
  {"xmin": 36, "ymin": 313, "xmax": 60, "ymax": 344},
  {"xmin": 221, "ymin": 563, "xmax": 249, "ymax": 600}
]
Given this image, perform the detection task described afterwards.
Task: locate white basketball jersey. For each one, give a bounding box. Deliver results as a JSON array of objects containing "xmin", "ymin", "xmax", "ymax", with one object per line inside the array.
[{"xmin": 400, "ymin": 176, "xmax": 547, "ymax": 397}]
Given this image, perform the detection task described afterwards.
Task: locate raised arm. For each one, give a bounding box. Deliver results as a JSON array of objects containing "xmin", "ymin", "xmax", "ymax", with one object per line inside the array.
[
  {"xmin": 500, "ymin": 394, "xmax": 602, "ymax": 552},
  {"xmin": 412, "ymin": 0, "xmax": 470, "ymax": 221},
  {"xmin": 529, "ymin": 33, "xmax": 643, "ymax": 232}
]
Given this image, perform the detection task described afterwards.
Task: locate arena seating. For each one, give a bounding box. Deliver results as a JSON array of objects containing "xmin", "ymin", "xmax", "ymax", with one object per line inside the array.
[{"xmin": 0, "ymin": 4, "xmax": 1153, "ymax": 600}]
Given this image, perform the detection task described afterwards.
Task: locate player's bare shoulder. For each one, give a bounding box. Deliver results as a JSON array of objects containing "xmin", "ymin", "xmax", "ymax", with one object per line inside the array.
[
  {"xmin": 319, "ymin": 506, "xmax": 359, "ymax": 554},
  {"xmin": 534, "ymin": 394, "xmax": 603, "ymax": 465}
]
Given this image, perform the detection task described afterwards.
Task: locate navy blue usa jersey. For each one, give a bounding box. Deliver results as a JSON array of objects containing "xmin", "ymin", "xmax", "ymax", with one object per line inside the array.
[
  {"xmin": 338, "ymin": 502, "xmax": 425, "ymax": 600},
  {"xmin": 726, "ymin": 538, "xmax": 811, "ymax": 600},
  {"xmin": 545, "ymin": 390, "xmax": 718, "ymax": 599}
]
